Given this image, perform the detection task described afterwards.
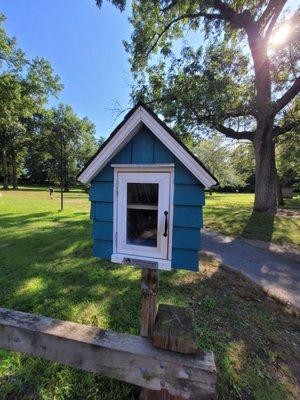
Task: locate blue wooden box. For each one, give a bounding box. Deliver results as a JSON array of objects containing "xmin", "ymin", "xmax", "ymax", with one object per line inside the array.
[{"xmin": 77, "ymin": 104, "xmax": 217, "ymax": 271}]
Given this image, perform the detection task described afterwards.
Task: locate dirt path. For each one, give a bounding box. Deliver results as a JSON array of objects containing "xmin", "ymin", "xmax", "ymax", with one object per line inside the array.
[{"xmin": 202, "ymin": 229, "xmax": 300, "ymax": 308}]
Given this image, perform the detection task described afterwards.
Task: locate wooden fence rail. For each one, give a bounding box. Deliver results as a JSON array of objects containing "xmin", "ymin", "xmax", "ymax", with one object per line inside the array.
[{"xmin": 0, "ymin": 307, "xmax": 217, "ymax": 399}]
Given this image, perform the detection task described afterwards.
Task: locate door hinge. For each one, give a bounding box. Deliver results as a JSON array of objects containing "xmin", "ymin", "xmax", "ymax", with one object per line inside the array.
[{"xmin": 115, "ymin": 231, "xmax": 118, "ymax": 243}]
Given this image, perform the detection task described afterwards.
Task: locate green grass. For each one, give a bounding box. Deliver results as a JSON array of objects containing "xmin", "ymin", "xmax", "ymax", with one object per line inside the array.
[
  {"xmin": 0, "ymin": 189, "xmax": 299, "ymax": 399},
  {"xmin": 205, "ymin": 193, "xmax": 300, "ymax": 246}
]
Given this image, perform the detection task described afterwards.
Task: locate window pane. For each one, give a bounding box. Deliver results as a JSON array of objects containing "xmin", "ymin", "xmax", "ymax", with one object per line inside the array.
[
  {"xmin": 127, "ymin": 183, "xmax": 158, "ymax": 206},
  {"xmin": 127, "ymin": 209, "xmax": 157, "ymax": 247}
]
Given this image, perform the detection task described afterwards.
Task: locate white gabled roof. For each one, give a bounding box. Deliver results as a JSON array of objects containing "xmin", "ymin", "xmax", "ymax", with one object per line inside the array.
[{"xmin": 77, "ymin": 104, "xmax": 218, "ymax": 188}]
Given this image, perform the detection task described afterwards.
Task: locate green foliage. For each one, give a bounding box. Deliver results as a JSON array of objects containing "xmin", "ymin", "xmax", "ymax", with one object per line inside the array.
[
  {"xmin": 95, "ymin": 0, "xmax": 126, "ymax": 11},
  {"xmin": 275, "ymin": 95, "xmax": 300, "ymax": 190},
  {"xmin": 34, "ymin": 104, "xmax": 98, "ymax": 188},
  {"xmin": 0, "ymin": 13, "xmax": 25, "ymax": 70},
  {"xmin": 276, "ymin": 129, "xmax": 300, "ymax": 189},
  {"xmin": 131, "ymin": 41, "xmax": 255, "ymax": 139},
  {"xmin": 127, "ymin": 1, "xmax": 299, "ymax": 132},
  {"xmin": 192, "ymin": 134, "xmax": 254, "ymax": 187},
  {"xmin": 230, "ymin": 143, "xmax": 255, "ymax": 181}
]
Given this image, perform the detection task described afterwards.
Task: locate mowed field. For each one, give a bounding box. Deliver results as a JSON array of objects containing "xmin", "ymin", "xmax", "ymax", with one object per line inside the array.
[
  {"xmin": 0, "ymin": 189, "xmax": 299, "ymax": 399},
  {"xmin": 205, "ymin": 192, "xmax": 300, "ymax": 246}
]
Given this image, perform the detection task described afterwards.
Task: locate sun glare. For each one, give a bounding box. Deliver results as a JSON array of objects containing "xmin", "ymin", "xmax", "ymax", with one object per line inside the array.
[{"xmin": 271, "ymin": 25, "xmax": 290, "ymax": 46}]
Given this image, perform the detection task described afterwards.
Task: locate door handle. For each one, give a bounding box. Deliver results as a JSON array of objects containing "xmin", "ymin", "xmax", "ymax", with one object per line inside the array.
[{"xmin": 163, "ymin": 211, "xmax": 168, "ymax": 237}]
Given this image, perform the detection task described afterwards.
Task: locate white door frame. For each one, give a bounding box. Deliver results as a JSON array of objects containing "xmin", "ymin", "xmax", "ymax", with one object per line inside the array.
[{"xmin": 111, "ymin": 165, "xmax": 174, "ymax": 270}]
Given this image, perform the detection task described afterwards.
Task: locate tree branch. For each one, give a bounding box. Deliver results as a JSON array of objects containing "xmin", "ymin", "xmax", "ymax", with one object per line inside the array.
[
  {"xmin": 272, "ymin": 121, "xmax": 299, "ymax": 137},
  {"xmin": 159, "ymin": 0, "xmax": 242, "ymax": 26},
  {"xmin": 259, "ymin": 0, "xmax": 287, "ymax": 31},
  {"xmin": 223, "ymin": 110, "xmax": 257, "ymax": 119},
  {"xmin": 264, "ymin": 0, "xmax": 287, "ymax": 42},
  {"xmin": 146, "ymin": 11, "xmax": 224, "ymax": 56},
  {"xmin": 274, "ymin": 77, "xmax": 300, "ymax": 113},
  {"xmin": 212, "ymin": 0, "xmax": 249, "ymax": 28},
  {"xmin": 147, "ymin": 0, "xmax": 257, "ymax": 57},
  {"xmin": 216, "ymin": 124, "xmax": 254, "ymax": 140}
]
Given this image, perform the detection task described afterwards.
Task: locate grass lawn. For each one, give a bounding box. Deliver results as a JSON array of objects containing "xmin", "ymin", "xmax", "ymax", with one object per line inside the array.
[
  {"xmin": 205, "ymin": 192, "xmax": 300, "ymax": 246},
  {"xmin": 0, "ymin": 188, "xmax": 299, "ymax": 399}
]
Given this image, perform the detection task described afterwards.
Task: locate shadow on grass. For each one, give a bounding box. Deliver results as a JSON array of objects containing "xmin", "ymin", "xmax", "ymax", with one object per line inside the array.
[
  {"xmin": 282, "ymin": 196, "xmax": 300, "ymax": 210},
  {"xmin": 206, "ymin": 193, "xmax": 300, "ymax": 245},
  {"xmin": 0, "ymin": 212, "xmax": 298, "ymax": 399},
  {"xmin": 205, "ymin": 206, "xmax": 251, "ymax": 234},
  {"xmin": 205, "ymin": 204, "xmax": 279, "ymax": 243},
  {"xmin": 0, "ymin": 211, "xmax": 87, "ymax": 229},
  {"xmin": 241, "ymin": 211, "xmax": 275, "ymax": 243}
]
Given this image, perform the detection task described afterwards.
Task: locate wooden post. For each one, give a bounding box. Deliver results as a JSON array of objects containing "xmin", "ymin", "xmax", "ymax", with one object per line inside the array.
[
  {"xmin": 152, "ymin": 304, "xmax": 198, "ymax": 354},
  {"xmin": 140, "ymin": 268, "xmax": 160, "ymax": 400},
  {"xmin": 140, "ymin": 268, "xmax": 159, "ymax": 338}
]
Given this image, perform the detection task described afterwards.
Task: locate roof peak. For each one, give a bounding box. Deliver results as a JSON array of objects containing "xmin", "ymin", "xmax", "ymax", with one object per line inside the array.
[{"xmin": 77, "ymin": 104, "xmax": 218, "ymax": 187}]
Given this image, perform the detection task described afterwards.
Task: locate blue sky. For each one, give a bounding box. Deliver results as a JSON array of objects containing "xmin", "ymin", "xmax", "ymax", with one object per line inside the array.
[
  {"xmin": 1, "ymin": 0, "xmax": 298, "ymax": 138},
  {"xmin": 1, "ymin": 0, "xmax": 132, "ymax": 138}
]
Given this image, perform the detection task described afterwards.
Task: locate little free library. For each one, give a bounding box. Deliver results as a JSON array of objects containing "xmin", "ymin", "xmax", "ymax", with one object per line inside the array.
[{"xmin": 78, "ymin": 103, "xmax": 217, "ymax": 272}]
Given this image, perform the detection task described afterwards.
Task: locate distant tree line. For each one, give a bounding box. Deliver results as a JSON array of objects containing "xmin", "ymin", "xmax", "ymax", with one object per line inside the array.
[
  {"xmin": 191, "ymin": 132, "xmax": 299, "ymax": 195},
  {"xmin": 0, "ymin": 13, "xmax": 99, "ymax": 191}
]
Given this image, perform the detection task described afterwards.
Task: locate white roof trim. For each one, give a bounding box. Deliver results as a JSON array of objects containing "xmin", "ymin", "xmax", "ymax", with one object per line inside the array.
[{"xmin": 78, "ymin": 106, "xmax": 217, "ymax": 188}]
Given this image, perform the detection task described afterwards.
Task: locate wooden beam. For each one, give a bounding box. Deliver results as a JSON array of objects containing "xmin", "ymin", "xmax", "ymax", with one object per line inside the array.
[{"xmin": 0, "ymin": 307, "xmax": 217, "ymax": 399}]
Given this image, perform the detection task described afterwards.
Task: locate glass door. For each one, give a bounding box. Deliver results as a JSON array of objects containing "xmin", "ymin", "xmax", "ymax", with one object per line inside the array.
[
  {"xmin": 127, "ymin": 182, "xmax": 159, "ymax": 247},
  {"xmin": 116, "ymin": 171, "xmax": 171, "ymax": 260}
]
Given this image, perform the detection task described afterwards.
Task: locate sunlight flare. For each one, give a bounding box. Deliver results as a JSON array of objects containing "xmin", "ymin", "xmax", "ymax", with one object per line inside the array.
[{"xmin": 271, "ymin": 24, "xmax": 290, "ymax": 46}]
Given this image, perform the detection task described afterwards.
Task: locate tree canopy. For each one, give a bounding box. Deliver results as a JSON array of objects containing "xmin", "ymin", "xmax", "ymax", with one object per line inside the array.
[
  {"xmin": 118, "ymin": 0, "xmax": 300, "ymax": 212},
  {"xmin": 37, "ymin": 104, "xmax": 97, "ymax": 190},
  {"xmin": 125, "ymin": 1, "xmax": 299, "ymax": 135},
  {"xmin": 193, "ymin": 134, "xmax": 254, "ymax": 189}
]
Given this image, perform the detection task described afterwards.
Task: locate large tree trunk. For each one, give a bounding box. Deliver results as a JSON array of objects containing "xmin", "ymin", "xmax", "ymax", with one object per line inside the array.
[
  {"xmin": 11, "ymin": 147, "xmax": 18, "ymax": 190},
  {"xmin": 253, "ymin": 133, "xmax": 277, "ymax": 214},
  {"xmin": 246, "ymin": 29, "xmax": 278, "ymax": 214},
  {"xmin": 1, "ymin": 146, "xmax": 9, "ymax": 190}
]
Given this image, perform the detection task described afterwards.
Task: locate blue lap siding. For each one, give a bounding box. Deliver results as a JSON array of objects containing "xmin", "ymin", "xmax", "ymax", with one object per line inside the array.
[{"xmin": 90, "ymin": 125, "xmax": 204, "ymax": 271}]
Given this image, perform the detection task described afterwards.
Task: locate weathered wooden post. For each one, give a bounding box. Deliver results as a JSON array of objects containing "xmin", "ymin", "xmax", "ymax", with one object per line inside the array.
[
  {"xmin": 140, "ymin": 268, "xmax": 160, "ymax": 400},
  {"xmin": 140, "ymin": 268, "xmax": 159, "ymax": 338},
  {"xmin": 152, "ymin": 304, "xmax": 198, "ymax": 354}
]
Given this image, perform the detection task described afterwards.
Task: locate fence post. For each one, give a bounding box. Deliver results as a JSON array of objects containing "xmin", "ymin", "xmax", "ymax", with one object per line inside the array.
[
  {"xmin": 140, "ymin": 268, "xmax": 160, "ymax": 399},
  {"xmin": 140, "ymin": 268, "xmax": 159, "ymax": 338}
]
